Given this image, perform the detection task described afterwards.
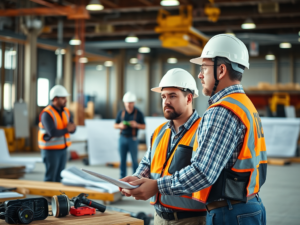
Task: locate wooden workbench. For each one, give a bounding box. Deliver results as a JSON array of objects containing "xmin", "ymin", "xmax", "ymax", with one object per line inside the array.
[
  {"xmin": 0, "ymin": 211, "xmax": 143, "ymax": 225},
  {"xmin": 0, "ymin": 179, "xmax": 122, "ymax": 203}
]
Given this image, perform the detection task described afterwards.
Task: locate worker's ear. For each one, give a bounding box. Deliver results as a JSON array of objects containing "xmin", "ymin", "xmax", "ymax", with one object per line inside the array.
[
  {"xmin": 187, "ymin": 93, "xmax": 193, "ymax": 105},
  {"xmin": 218, "ymin": 64, "xmax": 227, "ymax": 80}
]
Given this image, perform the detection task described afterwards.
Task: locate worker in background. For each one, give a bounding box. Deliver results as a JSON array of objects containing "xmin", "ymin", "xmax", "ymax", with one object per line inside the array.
[
  {"xmin": 114, "ymin": 92, "xmax": 146, "ymax": 179},
  {"xmin": 121, "ymin": 34, "xmax": 267, "ymax": 225},
  {"xmin": 121, "ymin": 69, "xmax": 206, "ymax": 225},
  {"xmin": 38, "ymin": 85, "xmax": 76, "ymax": 182}
]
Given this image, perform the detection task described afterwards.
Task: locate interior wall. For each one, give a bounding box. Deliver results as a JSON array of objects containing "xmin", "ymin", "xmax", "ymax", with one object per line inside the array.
[
  {"xmin": 37, "ymin": 48, "xmax": 57, "ymax": 91},
  {"xmin": 84, "ymin": 65, "xmax": 107, "ymax": 116}
]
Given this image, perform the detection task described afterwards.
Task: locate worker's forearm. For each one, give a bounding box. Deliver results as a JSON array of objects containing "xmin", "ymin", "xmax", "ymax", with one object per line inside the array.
[
  {"xmin": 114, "ymin": 123, "xmax": 121, "ymax": 129},
  {"xmin": 137, "ymin": 124, "xmax": 145, "ymax": 129}
]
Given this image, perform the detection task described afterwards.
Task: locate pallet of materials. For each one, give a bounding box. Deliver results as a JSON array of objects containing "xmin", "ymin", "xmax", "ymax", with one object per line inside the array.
[{"xmin": 0, "ymin": 164, "xmax": 25, "ymax": 179}]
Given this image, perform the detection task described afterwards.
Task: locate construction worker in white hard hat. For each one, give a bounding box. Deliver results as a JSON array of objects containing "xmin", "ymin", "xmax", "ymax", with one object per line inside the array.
[
  {"xmin": 114, "ymin": 92, "xmax": 146, "ymax": 179},
  {"xmin": 38, "ymin": 85, "xmax": 76, "ymax": 182},
  {"xmin": 121, "ymin": 35, "xmax": 267, "ymax": 225},
  {"xmin": 120, "ymin": 69, "xmax": 206, "ymax": 225}
]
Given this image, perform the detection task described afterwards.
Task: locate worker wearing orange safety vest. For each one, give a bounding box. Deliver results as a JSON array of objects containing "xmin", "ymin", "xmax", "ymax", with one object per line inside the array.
[
  {"xmin": 120, "ymin": 69, "xmax": 206, "ymax": 225},
  {"xmin": 121, "ymin": 34, "xmax": 267, "ymax": 225},
  {"xmin": 38, "ymin": 85, "xmax": 76, "ymax": 182}
]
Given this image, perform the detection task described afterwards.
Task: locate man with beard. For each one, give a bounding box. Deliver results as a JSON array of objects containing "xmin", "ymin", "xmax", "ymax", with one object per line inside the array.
[
  {"xmin": 122, "ymin": 34, "xmax": 267, "ymax": 225},
  {"xmin": 38, "ymin": 85, "xmax": 76, "ymax": 182},
  {"xmin": 120, "ymin": 68, "xmax": 206, "ymax": 225}
]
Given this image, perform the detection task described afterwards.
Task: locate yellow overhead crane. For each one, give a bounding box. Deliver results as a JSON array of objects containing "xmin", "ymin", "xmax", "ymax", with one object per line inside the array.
[{"xmin": 155, "ymin": 5, "xmax": 209, "ymax": 56}]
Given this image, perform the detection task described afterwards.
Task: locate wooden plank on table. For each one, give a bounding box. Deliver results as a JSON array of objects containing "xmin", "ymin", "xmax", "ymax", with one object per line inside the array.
[
  {"xmin": 0, "ymin": 179, "xmax": 122, "ymax": 202},
  {"xmin": 267, "ymin": 158, "xmax": 291, "ymax": 166},
  {"xmin": 0, "ymin": 211, "xmax": 143, "ymax": 225},
  {"xmin": 289, "ymin": 157, "xmax": 300, "ymax": 163}
]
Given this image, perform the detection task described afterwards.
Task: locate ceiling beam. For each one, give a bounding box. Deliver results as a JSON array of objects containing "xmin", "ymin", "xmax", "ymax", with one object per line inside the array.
[
  {"xmin": 40, "ymin": 20, "xmax": 300, "ymax": 39},
  {"xmin": 214, "ymin": 0, "xmax": 296, "ymax": 7},
  {"xmin": 213, "ymin": 0, "xmax": 295, "ymax": 7},
  {"xmin": 45, "ymin": 8, "xmax": 300, "ymax": 28},
  {"xmin": 101, "ymin": 0, "xmax": 119, "ymax": 8},
  {"xmin": 0, "ymin": 5, "xmax": 90, "ymax": 19},
  {"xmin": 88, "ymin": 5, "xmax": 179, "ymax": 13},
  {"xmin": 137, "ymin": 0, "xmax": 153, "ymax": 6},
  {"xmin": 30, "ymin": 0, "xmax": 61, "ymax": 8}
]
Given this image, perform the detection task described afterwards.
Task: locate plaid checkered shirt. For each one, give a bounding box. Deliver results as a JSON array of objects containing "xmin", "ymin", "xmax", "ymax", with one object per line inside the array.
[{"xmin": 133, "ymin": 84, "xmax": 246, "ymax": 213}]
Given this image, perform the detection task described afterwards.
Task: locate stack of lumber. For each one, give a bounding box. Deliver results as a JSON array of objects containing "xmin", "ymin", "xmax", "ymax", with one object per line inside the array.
[{"xmin": 0, "ymin": 164, "xmax": 25, "ymax": 179}]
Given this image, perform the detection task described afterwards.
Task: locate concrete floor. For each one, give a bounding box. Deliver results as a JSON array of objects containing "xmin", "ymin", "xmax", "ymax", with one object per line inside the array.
[{"xmin": 9, "ymin": 153, "xmax": 300, "ymax": 225}]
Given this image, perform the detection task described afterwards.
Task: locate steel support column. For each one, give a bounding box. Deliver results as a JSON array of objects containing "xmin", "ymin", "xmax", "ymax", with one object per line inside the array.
[
  {"xmin": 24, "ymin": 31, "xmax": 38, "ymax": 127},
  {"xmin": 64, "ymin": 45, "xmax": 72, "ymax": 107}
]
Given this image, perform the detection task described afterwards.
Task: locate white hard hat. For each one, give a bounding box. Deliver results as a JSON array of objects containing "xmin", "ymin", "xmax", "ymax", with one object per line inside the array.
[
  {"xmin": 190, "ymin": 34, "xmax": 250, "ymax": 69},
  {"xmin": 151, "ymin": 68, "xmax": 199, "ymax": 98},
  {"xmin": 49, "ymin": 85, "xmax": 70, "ymax": 100},
  {"xmin": 123, "ymin": 92, "xmax": 136, "ymax": 102}
]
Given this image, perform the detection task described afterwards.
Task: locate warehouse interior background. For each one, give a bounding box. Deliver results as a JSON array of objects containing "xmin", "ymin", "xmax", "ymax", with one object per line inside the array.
[{"xmin": 0, "ymin": 0, "xmax": 300, "ymax": 225}]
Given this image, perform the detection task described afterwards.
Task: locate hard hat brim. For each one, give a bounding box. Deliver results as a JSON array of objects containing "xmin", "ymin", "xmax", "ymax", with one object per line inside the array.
[{"xmin": 151, "ymin": 86, "xmax": 198, "ymax": 98}]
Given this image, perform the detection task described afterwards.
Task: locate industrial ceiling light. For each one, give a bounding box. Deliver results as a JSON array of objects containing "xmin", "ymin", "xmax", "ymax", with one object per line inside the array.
[
  {"xmin": 130, "ymin": 58, "xmax": 138, "ymax": 64},
  {"xmin": 134, "ymin": 64, "xmax": 142, "ymax": 70},
  {"xmin": 241, "ymin": 18, "xmax": 256, "ymax": 29},
  {"xmin": 298, "ymin": 37, "xmax": 300, "ymax": 42},
  {"xmin": 138, "ymin": 46, "xmax": 150, "ymax": 53},
  {"xmin": 86, "ymin": 0, "xmax": 104, "ymax": 11},
  {"xmin": 167, "ymin": 57, "xmax": 177, "ymax": 64},
  {"xmin": 55, "ymin": 49, "xmax": 66, "ymax": 55},
  {"xmin": 96, "ymin": 65, "xmax": 103, "ymax": 70},
  {"xmin": 279, "ymin": 42, "xmax": 291, "ymax": 48},
  {"xmin": 79, "ymin": 57, "xmax": 88, "ymax": 63},
  {"xmin": 69, "ymin": 37, "xmax": 81, "ymax": 45},
  {"xmin": 125, "ymin": 34, "xmax": 139, "ymax": 43},
  {"xmin": 265, "ymin": 53, "xmax": 275, "ymax": 60},
  {"xmin": 160, "ymin": 0, "xmax": 180, "ymax": 6},
  {"xmin": 104, "ymin": 61, "xmax": 113, "ymax": 67}
]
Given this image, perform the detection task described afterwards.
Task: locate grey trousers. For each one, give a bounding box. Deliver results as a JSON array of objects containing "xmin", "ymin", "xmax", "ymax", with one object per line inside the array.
[{"xmin": 41, "ymin": 149, "xmax": 67, "ymax": 182}]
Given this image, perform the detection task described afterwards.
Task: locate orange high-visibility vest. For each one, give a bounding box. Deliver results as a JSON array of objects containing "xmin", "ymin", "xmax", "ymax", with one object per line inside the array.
[
  {"xmin": 38, "ymin": 105, "xmax": 72, "ymax": 150},
  {"xmin": 150, "ymin": 118, "xmax": 207, "ymax": 212},
  {"xmin": 192, "ymin": 93, "xmax": 267, "ymax": 203}
]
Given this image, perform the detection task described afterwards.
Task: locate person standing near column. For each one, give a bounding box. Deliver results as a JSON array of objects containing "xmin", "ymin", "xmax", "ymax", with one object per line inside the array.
[
  {"xmin": 114, "ymin": 92, "xmax": 146, "ymax": 179},
  {"xmin": 38, "ymin": 85, "xmax": 76, "ymax": 182}
]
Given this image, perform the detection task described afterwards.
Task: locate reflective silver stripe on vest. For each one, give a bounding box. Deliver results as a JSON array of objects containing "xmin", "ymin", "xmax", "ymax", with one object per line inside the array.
[
  {"xmin": 220, "ymin": 97, "xmax": 267, "ymax": 194},
  {"xmin": 160, "ymin": 195, "xmax": 206, "ymax": 210},
  {"xmin": 38, "ymin": 136, "xmax": 65, "ymax": 147},
  {"xmin": 150, "ymin": 120, "xmax": 206, "ymax": 209},
  {"xmin": 66, "ymin": 137, "xmax": 71, "ymax": 143},
  {"xmin": 47, "ymin": 108, "xmax": 57, "ymax": 127},
  {"xmin": 150, "ymin": 123, "xmax": 169, "ymax": 161},
  {"xmin": 63, "ymin": 110, "xmax": 70, "ymax": 122},
  {"xmin": 39, "ymin": 128, "xmax": 47, "ymax": 134},
  {"xmin": 150, "ymin": 173, "xmax": 161, "ymax": 203}
]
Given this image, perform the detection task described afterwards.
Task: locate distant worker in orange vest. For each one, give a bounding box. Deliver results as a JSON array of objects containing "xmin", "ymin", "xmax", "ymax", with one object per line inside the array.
[
  {"xmin": 121, "ymin": 34, "xmax": 267, "ymax": 225},
  {"xmin": 114, "ymin": 92, "xmax": 146, "ymax": 179},
  {"xmin": 120, "ymin": 69, "xmax": 206, "ymax": 225},
  {"xmin": 38, "ymin": 85, "xmax": 76, "ymax": 182}
]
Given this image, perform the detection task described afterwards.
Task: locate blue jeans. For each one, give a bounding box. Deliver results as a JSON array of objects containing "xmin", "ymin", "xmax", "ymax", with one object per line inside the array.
[
  {"xmin": 119, "ymin": 135, "xmax": 139, "ymax": 179},
  {"xmin": 206, "ymin": 195, "xmax": 266, "ymax": 225},
  {"xmin": 41, "ymin": 149, "xmax": 67, "ymax": 182}
]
